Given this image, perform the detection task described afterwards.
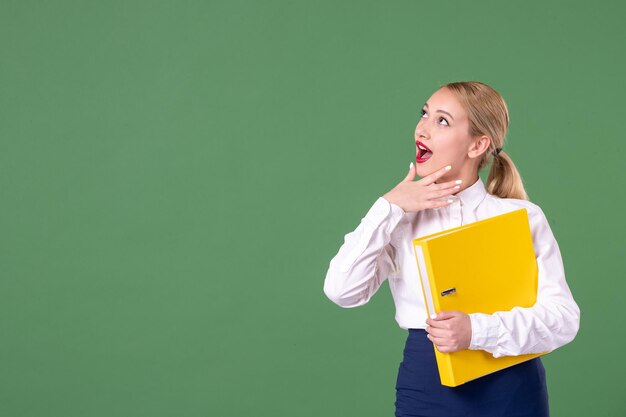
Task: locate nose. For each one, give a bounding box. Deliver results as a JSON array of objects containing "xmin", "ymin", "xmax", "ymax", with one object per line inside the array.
[{"xmin": 415, "ymin": 120, "xmax": 429, "ymax": 141}]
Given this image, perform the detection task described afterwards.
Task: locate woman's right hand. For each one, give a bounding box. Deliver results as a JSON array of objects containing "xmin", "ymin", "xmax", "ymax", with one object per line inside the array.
[{"xmin": 382, "ymin": 163, "xmax": 462, "ymax": 213}]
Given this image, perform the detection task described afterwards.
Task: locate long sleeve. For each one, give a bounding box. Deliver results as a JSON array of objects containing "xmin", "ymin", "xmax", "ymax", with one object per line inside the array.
[
  {"xmin": 468, "ymin": 205, "xmax": 581, "ymax": 358},
  {"xmin": 323, "ymin": 196, "xmax": 405, "ymax": 308}
]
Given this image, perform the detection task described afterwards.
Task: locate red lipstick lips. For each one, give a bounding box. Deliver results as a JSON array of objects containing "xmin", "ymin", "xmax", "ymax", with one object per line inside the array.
[{"xmin": 416, "ymin": 141, "xmax": 433, "ymax": 163}]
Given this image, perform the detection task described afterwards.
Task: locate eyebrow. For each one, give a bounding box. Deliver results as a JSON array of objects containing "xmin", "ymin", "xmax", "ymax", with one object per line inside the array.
[{"xmin": 423, "ymin": 102, "xmax": 455, "ymax": 121}]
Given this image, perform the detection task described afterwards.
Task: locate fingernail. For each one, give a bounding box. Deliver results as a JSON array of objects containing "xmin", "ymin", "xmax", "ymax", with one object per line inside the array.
[
  {"xmin": 445, "ymin": 165, "xmax": 452, "ymax": 170},
  {"xmin": 455, "ymin": 180, "xmax": 462, "ymax": 184},
  {"xmin": 410, "ymin": 162, "xmax": 413, "ymax": 169},
  {"xmin": 430, "ymin": 313, "xmax": 437, "ymax": 319}
]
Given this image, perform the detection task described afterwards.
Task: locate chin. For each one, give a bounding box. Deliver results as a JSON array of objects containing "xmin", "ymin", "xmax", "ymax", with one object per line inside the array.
[{"xmin": 414, "ymin": 159, "xmax": 437, "ymax": 177}]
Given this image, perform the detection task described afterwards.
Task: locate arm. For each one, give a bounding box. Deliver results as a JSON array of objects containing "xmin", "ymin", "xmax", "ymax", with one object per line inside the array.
[
  {"xmin": 323, "ymin": 196, "xmax": 405, "ymax": 308},
  {"xmin": 468, "ymin": 206, "xmax": 581, "ymax": 358}
]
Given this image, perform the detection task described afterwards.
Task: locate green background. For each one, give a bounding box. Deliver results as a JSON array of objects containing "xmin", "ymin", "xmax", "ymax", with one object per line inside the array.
[{"xmin": 1, "ymin": 1, "xmax": 624, "ymax": 416}]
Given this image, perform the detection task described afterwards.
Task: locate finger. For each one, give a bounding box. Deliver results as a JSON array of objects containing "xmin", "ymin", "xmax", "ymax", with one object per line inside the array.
[
  {"xmin": 434, "ymin": 311, "xmax": 459, "ymax": 320},
  {"xmin": 428, "ymin": 319, "xmax": 451, "ymax": 329},
  {"xmin": 418, "ymin": 164, "xmax": 452, "ymax": 186},
  {"xmin": 426, "ymin": 326, "xmax": 448, "ymax": 338},
  {"xmin": 435, "ymin": 344, "xmax": 453, "ymax": 353},
  {"xmin": 426, "ymin": 199, "xmax": 455, "ymax": 210},
  {"xmin": 426, "ymin": 334, "xmax": 450, "ymax": 346},
  {"xmin": 426, "ymin": 187, "xmax": 461, "ymax": 201},
  {"xmin": 427, "ymin": 333, "xmax": 451, "ymax": 346},
  {"xmin": 403, "ymin": 162, "xmax": 416, "ymax": 182},
  {"xmin": 428, "ymin": 179, "xmax": 463, "ymax": 191}
]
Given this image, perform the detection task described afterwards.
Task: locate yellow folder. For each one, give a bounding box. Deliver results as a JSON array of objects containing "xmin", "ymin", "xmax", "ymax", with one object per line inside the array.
[{"xmin": 412, "ymin": 208, "xmax": 549, "ymax": 387}]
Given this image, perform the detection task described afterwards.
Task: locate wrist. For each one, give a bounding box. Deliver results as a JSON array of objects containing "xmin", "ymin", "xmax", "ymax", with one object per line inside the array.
[{"xmin": 382, "ymin": 193, "xmax": 396, "ymax": 205}]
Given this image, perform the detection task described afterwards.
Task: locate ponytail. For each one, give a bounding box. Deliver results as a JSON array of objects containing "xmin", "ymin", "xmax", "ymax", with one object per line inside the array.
[{"xmin": 485, "ymin": 150, "xmax": 528, "ymax": 200}]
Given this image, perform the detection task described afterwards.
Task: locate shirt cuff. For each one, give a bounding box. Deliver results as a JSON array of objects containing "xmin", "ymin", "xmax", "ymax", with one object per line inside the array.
[
  {"xmin": 388, "ymin": 200, "xmax": 406, "ymax": 219},
  {"xmin": 468, "ymin": 312, "xmax": 500, "ymax": 351},
  {"xmin": 362, "ymin": 197, "xmax": 405, "ymax": 234}
]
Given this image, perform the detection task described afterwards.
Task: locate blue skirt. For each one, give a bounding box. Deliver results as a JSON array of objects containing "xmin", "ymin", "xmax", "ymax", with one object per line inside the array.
[{"xmin": 395, "ymin": 329, "xmax": 549, "ymax": 417}]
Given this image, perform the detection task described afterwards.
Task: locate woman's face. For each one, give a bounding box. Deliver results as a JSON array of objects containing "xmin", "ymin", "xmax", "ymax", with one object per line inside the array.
[{"xmin": 414, "ymin": 87, "xmax": 483, "ymax": 182}]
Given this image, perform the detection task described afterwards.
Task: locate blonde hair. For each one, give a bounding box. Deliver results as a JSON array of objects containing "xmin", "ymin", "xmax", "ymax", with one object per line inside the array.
[{"xmin": 439, "ymin": 81, "xmax": 529, "ymax": 200}]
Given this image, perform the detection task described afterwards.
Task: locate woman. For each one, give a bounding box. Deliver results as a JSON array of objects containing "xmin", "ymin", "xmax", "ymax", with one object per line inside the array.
[{"xmin": 323, "ymin": 81, "xmax": 580, "ymax": 416}]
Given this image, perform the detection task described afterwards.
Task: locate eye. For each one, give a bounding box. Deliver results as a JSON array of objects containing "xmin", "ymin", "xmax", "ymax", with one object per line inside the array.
[{"xmin": 420, "ymin": 109, "xmax": 449, "ymax": 126}]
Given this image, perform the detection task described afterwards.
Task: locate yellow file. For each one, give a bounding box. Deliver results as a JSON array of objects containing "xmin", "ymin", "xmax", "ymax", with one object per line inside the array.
[{"xmin": 412, "ymin": 208, "xmax": 549, "ymax": 387}]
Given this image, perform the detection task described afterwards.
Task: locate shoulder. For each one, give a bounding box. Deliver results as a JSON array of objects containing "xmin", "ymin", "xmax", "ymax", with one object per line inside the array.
[{"xmin": 484, "ymin": 194, "xmax": 552, "ymax": 237}]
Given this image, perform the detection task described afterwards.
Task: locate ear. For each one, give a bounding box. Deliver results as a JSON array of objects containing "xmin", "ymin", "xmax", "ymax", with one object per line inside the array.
[{"xmin": 468, "ymin": 135, "xmax": 491, "ymax": 159}]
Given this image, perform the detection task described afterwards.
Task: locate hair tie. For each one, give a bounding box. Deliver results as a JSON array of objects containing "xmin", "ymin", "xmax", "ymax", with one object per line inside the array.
[{"xmin": 493, "ymin": 147, "xmax": 503, "ymax": 156}]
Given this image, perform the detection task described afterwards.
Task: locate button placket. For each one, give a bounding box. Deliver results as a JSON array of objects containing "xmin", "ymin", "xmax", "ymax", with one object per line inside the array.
[{"xmin": 450, "ymin": 198, "xmax": 462, "ymax": 227}]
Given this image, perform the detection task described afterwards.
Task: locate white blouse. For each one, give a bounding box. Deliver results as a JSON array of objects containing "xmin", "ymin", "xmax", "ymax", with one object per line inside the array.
[{"xmin": 323, "ymin": 177, "xmax": 580, "ymax": 358}]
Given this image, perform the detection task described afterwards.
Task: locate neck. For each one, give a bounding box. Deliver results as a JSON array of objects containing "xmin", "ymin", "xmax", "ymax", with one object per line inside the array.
[
  {"xmin": 454, "ymin": 174, "xmax": 480, "ymax": 195},
  {"xmin": 436, "ymin": 172, "xmax": 479, "ymax": 195}
]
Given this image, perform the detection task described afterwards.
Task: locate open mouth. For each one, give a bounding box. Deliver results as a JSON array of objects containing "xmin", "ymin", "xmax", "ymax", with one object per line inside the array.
[{"xmin": 416, "ymin": 142, "xmax": 433, "ymax": 162}]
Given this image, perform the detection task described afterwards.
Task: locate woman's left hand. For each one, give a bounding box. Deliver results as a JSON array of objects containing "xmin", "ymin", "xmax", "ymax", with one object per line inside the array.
[{"xmin": 425, "ymin": 310, "xmax": 472, "ymax": 353}]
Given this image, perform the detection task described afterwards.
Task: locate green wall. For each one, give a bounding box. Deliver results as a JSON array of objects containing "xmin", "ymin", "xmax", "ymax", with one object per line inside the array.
[{"xmin": 1, "ymin": 1, "xmax": 623, "ymax": 416}]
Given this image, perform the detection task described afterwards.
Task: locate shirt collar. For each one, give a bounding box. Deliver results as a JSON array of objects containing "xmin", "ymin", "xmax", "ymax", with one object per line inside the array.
[{"xmin": 455, "ymin": 177, "xmax": 488, "ymax": 210}]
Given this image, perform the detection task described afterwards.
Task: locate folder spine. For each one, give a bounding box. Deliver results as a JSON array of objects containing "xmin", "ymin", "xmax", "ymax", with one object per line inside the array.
[
  {"xmin": 434, "ymin": 350, "xmax": 456, "ymax": 386},
  {"xmin": 414, "ymin": 241, "xmax": 456, "ymax": 386}
]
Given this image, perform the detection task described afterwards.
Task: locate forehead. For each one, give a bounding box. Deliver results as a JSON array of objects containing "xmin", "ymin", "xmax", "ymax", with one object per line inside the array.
[{"xmin": 425, "ymin": 88, "xmax": 466, "ymax": 120}]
